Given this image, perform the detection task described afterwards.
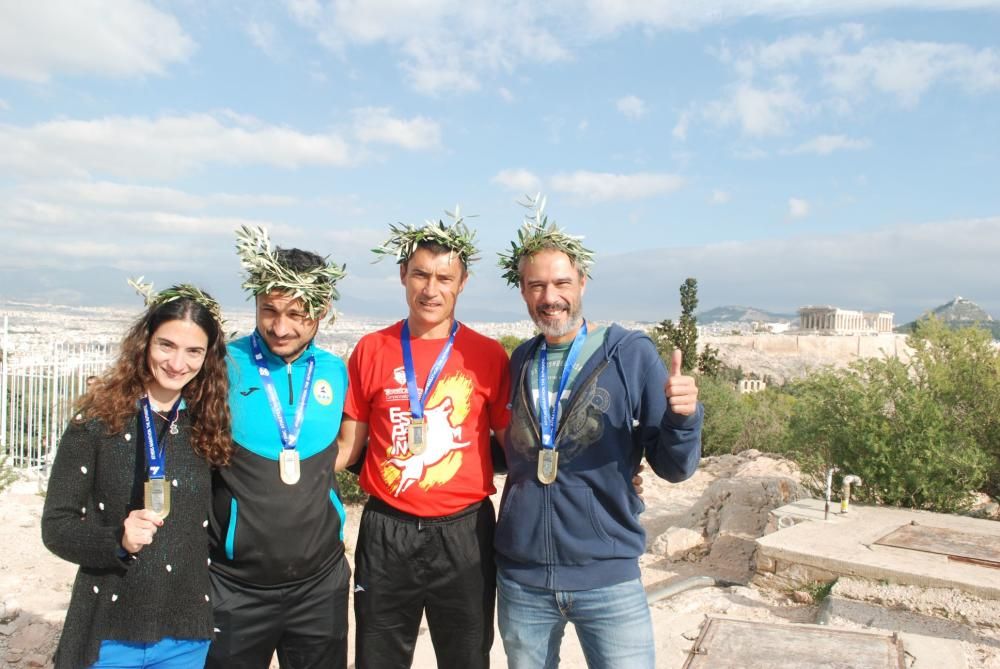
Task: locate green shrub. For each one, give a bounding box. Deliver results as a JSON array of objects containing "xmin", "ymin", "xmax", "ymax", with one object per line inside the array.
[
  {"xmin": 907, "ymin": 319, "xmax": 1000, "ymax": 493},
  {"xmin": 804, "ymin": 579, "xmax": 837, "ymax": 603},
  {"xmin": 698, "ymin": 376, "xmax": 794, "ymax": 457},
  {"xmin": 786, "ymin": 357, "xmax": 990, "ymax": 512},
  {"xmin": 336, "ymin": 470, "xmax": 368, "ymax": 504},
  {"xmin": 741, "ymin": 388, "xmax": 796, "ymax": 455},
  {"xmin": 698, "ymin": 375, "xmax": 747, "ymax": 456},
  {"xmin": 496, "ymin": 334, "xmax": 529, "ymax": 356}
]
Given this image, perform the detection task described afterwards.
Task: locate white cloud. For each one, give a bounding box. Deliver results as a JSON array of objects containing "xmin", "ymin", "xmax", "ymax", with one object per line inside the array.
[
  {"xmin": 2, "ymin": 200, "xmax": 275, "ymax": 252},
  {"xmin": 0, "ymin": 178, "xmax": 306, "ymax": 276},
  {"xmin": 282, "ymin": 1, "xmax": 1000, "ymax": 100},
  {"xmin": 591, "ymin": 216, "xmax": 1000, "ymax": 322},
  {"xmin": 790, "ymin": 134, "xmax": 871, "ymax": 155},
  {"xmin": 722, "ymin": 25, "xmax": 1000, "ymax": 109},
  {"xmin": 245, "ymin": 20, "xmax": 279, "ymax": 59},
  {"xmin": 285, "ymin": 0, "xmax": 323, "ymax": 24},
  {"xmin": 0, "ymin": 232, "xmax": 225, "ymax": 275},
  {"xmin": 498, "ymin": 87, "xmax": 515, "ymax": 103},
  {"xmin": 287, "ymin": 1, "xmax": 572, "ymax": 95},
  {"xmin": 549, "ymin": 171, "xmax": 684, "ymax": 202},
  {"xmin": 672, "ymin": 111, "xmax": 690, "ymax": 141},
  {"xmin": 788, "ymin": 197, "xmax": 810, "ymax": 218},
  {"xmin": 0, "ymin": 113, "xmax": 353, "ymax": 179},
  {"xmin": 0, "ymin": 99, "xmax": 9, "ymax": 111},
  {"xmin": 401, "ymin": 41, "xmax": 483, "ymax": 94},
  {"xmin": 710, "ymin": 189, "xmax": 731, "ymax": 205},
  {"xmin": 700, "ymin": 24, "xmax": 1000, "ymax": 142},
  {"xmin": 0, "ymin": 1, "xmax": 194, "ymax": 82},
  {"xmin": 309, "ymin": 67, "xmax": 329, "ymax": 84},
  {"xmin": 826, "ymin": 40, "xmax": 1000, "ymax": 106},
  {"xmin": 353, "ymin": 107, "xmax": 442, "ymax": 150},
  {"xmin": 732, "ymin": 146, "xmax": 769, "ymax": 161},
  {"xmin": 741, "ymin": 24, "xmax": 867, "ymax": 73},
  {"xmin": 492, "ymin": 169, "xmax": 542, "ymax": 194},
  {"xmin": 706, "ymin": 79, "xmax": 808, "ymax": 136},
  {"xmin": 616, "ymin": 95, "xmax": 647, "ymax": 120},
  {"xmin": 17, "ymin": 180, "xmax": 298, "ymax": 211},
  {"xmin": 581, "ymin": 2, "xmax": 1000, "ymax": 35}
]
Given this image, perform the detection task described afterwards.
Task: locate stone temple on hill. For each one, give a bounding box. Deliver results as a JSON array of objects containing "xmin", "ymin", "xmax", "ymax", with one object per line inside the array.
[{"xmin": 798, "ymin": 306, "xmax": 894, "ymax": 334}]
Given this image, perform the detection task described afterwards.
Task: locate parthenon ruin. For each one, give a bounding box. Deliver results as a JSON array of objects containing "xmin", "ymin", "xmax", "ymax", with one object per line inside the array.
[{"xmin": 798, "ymin": 306, "xmax": 894, "ymax": 334}]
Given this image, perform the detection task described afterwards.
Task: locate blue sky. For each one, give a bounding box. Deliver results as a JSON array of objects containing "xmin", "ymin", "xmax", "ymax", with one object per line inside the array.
[{"xmin": 1, "ymin": 1, "xmax": 999, "ymax": 323}]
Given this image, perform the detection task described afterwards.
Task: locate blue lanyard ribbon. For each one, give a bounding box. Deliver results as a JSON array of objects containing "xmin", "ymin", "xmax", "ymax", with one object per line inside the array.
[
  {"xmin": 251, "ymin": 332, "xmax": 315, "ymax": 451},
  {"xmin": 537, "ymin": 321, "xmax": 588, "ymax": 449},
  {"xmin": 401, "ymin": 319, "xmax": 459, "ymax": 421},
  {"xmin": 139, "ymin": 396, "xmax": 180, "ymax": 480}
]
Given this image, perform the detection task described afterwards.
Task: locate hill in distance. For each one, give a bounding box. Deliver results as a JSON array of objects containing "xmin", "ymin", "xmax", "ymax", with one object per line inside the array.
[
  {"xmin": 898, "ymin": 296, "xmax": 1000, "ymax": 339},
  {"xmin": 697, "ymin": 305, "xmax": 798, "ymax": 324}
]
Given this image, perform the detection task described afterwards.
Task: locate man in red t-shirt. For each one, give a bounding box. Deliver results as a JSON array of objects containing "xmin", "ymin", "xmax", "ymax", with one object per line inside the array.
[{"xmin": 336, "ymin": 216, "xmax": 510, "ymax": 669}]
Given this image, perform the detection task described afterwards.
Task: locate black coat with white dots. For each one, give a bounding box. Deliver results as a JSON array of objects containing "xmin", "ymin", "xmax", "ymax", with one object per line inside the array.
[{"xmin": 41, "ymin": 411, "xmax": 214, "ymax": 669}]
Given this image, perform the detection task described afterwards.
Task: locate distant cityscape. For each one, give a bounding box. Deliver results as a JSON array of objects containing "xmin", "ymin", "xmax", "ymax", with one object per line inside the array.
[
  {"xmin": 696, "ymin": 297, "xmax": 998, "ymax": 341},
  {"xmin": 1, "ymin": 294, "xmax": 996, "ymax": 365},
  {"xmin": 0, "ymin": 301, "xmax": 642, "ymax": 362}
]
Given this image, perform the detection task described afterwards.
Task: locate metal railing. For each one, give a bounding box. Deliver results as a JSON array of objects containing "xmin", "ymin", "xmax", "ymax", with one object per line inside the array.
[{"xmin": 1, "ymin": 315, "xmax": 115, "ymax": 472}]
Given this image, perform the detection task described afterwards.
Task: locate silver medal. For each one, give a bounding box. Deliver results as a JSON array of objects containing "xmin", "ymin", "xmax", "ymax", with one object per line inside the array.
[
  {"xmin": 144, "ymin": 479, "xmax": 171, "ymax": 518},
  {"xmin": 279, "ymin": 449, "xmax": 301, "ymax": 485},
  {"xmin": 537, "ymin": 449, "xmax": 558, "ymax": 484}
]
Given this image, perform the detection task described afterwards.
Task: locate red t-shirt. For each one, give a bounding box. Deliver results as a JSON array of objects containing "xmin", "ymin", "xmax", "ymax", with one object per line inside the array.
[{"xmin": 345, "ymin": 321, "xmax": 511, "ymax": 517}]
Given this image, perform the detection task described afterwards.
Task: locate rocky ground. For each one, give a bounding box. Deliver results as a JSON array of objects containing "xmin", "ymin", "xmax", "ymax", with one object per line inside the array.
[{"xmin": 3, "ymin": 451, "xmax": 999, "ymax": 668}]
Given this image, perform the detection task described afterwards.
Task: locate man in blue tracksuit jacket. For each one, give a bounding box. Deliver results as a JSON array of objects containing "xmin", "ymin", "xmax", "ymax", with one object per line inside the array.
[
  {"xmin": 207, "ymin": 231, "xmax": 351, "ymax": 669},
  {"xmin": 495, "ymin": 211, "xmax": 703, "ymax": 669}
]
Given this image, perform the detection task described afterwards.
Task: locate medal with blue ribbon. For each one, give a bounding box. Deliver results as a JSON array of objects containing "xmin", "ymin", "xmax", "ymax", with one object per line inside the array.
[
  {"xmin": 140, "ymin": 395, "xmax": 180, "ymax": 517},
  {"xmin": 401, "ymin": 319, "xmax": 459, "ymax": 455},
  {"xmin": 251, "ymin": 333, "xmax": 315, "ymax": 485},
  {"xmin": 536, "ymin": 321, "xmax": 587, "ymax": 484}
]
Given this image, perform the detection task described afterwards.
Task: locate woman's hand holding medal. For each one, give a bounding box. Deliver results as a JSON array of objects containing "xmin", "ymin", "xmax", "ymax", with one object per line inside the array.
[{"xmin": 122, "ymin": 509, "xmax": 164, "ymax": 554}]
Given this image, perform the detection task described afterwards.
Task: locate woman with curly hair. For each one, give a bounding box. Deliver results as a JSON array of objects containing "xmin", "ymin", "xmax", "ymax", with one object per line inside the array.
[{"xmin": 42, "ymin": 283, "xmax": 232, "ymax": 669}]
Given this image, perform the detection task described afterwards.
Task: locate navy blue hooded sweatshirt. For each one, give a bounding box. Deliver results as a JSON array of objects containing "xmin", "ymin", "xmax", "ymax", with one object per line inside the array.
[{"xmin": 495, "ymin": 324, "xmax": 703, "ymax": 591}]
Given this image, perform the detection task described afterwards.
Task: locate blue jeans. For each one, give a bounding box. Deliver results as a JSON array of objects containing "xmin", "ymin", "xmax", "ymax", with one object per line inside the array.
[
  {"xmin": 89, "ymin": 638, "xmax": 210, "ymax": 668},
  {"xmin": 497, "ymin": 570, "xmax": 655, "ymax": 669}
]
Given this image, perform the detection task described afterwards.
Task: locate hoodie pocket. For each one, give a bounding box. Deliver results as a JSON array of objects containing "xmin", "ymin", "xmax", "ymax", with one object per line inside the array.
[
  {"xmin": 495, "ymin": 482, "xmax": 547, "ymax": 563},
  {"xmin": 495, "ymin": 481, "xmax": 619, "ymax": 566},
  {"xmin": 551, "ymin": 485, "xmax": 616, "ymax": 565}
]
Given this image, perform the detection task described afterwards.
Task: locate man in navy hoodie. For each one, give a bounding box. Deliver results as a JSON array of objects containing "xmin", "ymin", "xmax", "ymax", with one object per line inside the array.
[{"xmin": 494, "ymin": 200, "xmax": 703, "ymax": 669}]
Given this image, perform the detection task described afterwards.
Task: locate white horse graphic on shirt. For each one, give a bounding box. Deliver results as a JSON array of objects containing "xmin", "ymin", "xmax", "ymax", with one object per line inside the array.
[{"xmin": 387, "ymin": 396, "xmax": 470, "ymax": 495}]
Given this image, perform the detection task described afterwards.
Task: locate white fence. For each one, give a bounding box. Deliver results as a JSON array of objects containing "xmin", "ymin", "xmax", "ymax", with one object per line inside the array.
[{"xmin": 1, "ymin": 316, "xmax": 115, "ymax": 472}]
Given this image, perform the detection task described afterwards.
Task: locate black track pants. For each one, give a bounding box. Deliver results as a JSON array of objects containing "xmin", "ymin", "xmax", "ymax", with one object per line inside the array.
[
  {"xmin": 206, "ymin": 557, "xmax": 350, "ymax": 669},
  {"xmin": 354, "ymin": 497, "xmax": 496, "ymax": 669}
]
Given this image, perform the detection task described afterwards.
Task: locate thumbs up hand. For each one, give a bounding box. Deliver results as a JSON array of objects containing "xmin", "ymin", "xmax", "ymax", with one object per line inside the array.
[{"xmin": 664, "ymin": 349, "xmax": 699, "ymax": 416}]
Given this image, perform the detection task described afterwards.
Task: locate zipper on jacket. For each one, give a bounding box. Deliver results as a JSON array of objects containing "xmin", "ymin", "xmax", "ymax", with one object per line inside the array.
[
  {"xmin": 543, "ymin": 482, "xmax": 555, "ymax": 576},
  {"xmin": 287, "ymin": 363, "xmax": 293, "ymax": 405}
]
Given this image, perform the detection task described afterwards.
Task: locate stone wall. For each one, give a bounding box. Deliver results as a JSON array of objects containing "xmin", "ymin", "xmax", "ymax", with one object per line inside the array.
[{"xmin": 699, "ymin": 333, "xmax": 913, "ymax": 383}]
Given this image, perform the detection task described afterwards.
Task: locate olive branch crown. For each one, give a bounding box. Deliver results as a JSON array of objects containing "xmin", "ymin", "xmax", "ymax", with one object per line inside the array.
[
  {"xmin": 128, "ymin": 277, "xmax": 225, "ymax": 328},
  {"xmin": 235, "ymin": 225, "xmax": 346, "ymax": 322},
  {"xmin": 497, "ymin": 194, "xmax": 594, "ymax": 287},
  {"xmin": 372, "ymin": 206, "xmax": 480, "ymax": 268}
]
